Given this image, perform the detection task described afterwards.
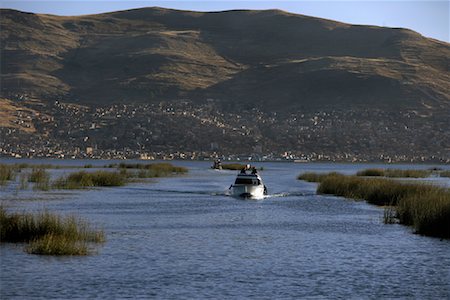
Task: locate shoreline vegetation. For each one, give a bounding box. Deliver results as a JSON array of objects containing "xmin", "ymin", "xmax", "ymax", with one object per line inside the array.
[
  {"xmin": 1, "ymin": 162, "xmax": 187, "ymax": 255},
  {"xmin": 0, "ymin": 206, "xmax": 105, "ymax": 255},
  {"xmin": 0, "ymin": 162, "xmax": 188, "ymax": 190},
  {"xmin": 356, "ymin": 168, "xmax": 431, "ymax": 178},
  {"xmin": 297, "ymin": 172, "xmax": 450, "ymax": 239}
]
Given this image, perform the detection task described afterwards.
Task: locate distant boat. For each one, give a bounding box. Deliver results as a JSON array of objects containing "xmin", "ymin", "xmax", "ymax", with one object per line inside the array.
[
  {"xmin": 211, "ymin": 159, "xmax": 222, "ymax": 170},
  {"xmin": 294, "ymin": 159, "xmax": 308, "ymax": 163},
  {"xmin": 230, "ymin": 166, "xmax": 267, "ymax": 198}
]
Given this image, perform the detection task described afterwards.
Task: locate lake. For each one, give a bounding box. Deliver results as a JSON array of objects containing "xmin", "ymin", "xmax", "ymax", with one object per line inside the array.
[{"xmin": 1, "ymin": 160, "xmax": 449, "ymax": 298}]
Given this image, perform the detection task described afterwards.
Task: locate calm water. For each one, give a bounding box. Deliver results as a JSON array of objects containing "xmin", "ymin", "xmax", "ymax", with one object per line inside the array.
[{"xmin": 1, "ymin": 160, "xmax": 450, "ymax": 299}]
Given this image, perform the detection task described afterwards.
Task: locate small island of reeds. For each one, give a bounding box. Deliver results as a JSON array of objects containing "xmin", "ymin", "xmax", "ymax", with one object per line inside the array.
[
  {"xmin": 0, "ymin": 207, "xmax": 105, "ymax": 255},
  {"xmin": 356, "ymin": 168, "xmax": 431, "ymax": 178},
  {"xmin": 0, "ymin": 162, "xmax": 188, "ymax": 191},
  {"xmin": 297, "ymin": 172, "xmax": 450, "ymax": 239}
]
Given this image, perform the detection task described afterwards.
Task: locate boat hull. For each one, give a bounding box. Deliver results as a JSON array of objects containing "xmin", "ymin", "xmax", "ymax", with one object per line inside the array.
[{"xmin": 231, "ymin": 184, "xmax": 265, "ymax": 199}]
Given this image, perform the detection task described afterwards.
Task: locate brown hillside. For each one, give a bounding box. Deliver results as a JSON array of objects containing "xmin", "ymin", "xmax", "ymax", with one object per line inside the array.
[{"xmin": 1, "ymin": 7, "xmax": 448, "ymax": 111}]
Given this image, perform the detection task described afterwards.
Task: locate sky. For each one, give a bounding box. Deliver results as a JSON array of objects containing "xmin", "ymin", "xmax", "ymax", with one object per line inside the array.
[{"xmin": 0, "ymin": 1, "xmax": 448, "ymax": 42}]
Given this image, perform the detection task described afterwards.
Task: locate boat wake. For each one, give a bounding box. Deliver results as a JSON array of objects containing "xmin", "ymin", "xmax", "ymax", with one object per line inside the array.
[{"xmin": 122, "ymin": 187, "xmax": 315, "ymax": 199}]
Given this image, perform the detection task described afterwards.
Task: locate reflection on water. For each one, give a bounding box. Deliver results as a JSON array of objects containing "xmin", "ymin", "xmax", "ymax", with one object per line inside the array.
[{"xmin": 1, "ymin": 160, "xmax": 449, "ymax": 298}]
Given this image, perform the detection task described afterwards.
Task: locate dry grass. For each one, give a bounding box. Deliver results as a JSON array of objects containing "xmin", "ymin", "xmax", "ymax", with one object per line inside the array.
[{"xmin": 0, "ymin": 99, "xmax": 37, "ymax": 133}]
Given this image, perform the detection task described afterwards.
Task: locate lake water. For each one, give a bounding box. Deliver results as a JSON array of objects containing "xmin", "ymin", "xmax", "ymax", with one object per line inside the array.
[{"xmin": 1, "ymin": 160, "xmax": 450, "ymax": 299}]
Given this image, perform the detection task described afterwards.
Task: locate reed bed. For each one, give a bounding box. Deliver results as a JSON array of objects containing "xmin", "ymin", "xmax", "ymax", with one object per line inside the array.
[
  {"xmin": 116, "ymin": 162, "xmax": 188, "ymax": 178},
  {"xmin": 298, "ymin": 172, "xmax": 450, "ymax": 238},
  {"xmin": 1, "ymin": 162, "xmax": 187, "ymax": 190},
  {"xmin": 356, "ymin": 168, "xmax": 431, "ymax": 178},
  {"xmin": 29, "ymin": 168, "xmax": 51, "ymax": 191},
  {"xmin": 297, "ymin": 172, "xmax": 342, "ymax": 182},
  {"xmin": 0, "ymin": 207, "xmax": 105, "ymax": 255},
  {"xmin": 9, "ymin": 163, "xmax": 67, "ymax": 170},
  {"xmin": 53, "ymin": 171, "xmax": 126, "ymax": 189},
  {"xmin": 0, "ymin": 164, "xmax": 16, "ymax": 185},
  {"xmin": 440, "ymin": 171, "xmax": 450, "ymax": 178}
]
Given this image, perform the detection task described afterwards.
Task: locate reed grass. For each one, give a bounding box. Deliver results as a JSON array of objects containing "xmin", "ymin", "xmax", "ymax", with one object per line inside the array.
[
  {"xmin": 396, "ymin": 189, "xmax": 450, "ymax": 238},
  {"xmin": 26, "ymin": 234, "xmax": 89, "ymax": 255},
  {"xmin": 297, "ymin": 172, "xmax": 342, "ymax": 182},
  {"xmin": 300, "ymin": 172, "xmax": 450, "ymax": 239},
  {"xmin": 53, "ymin": 171, "xmax": 126, "ymax": 189},
  {"xmin": 0, "ymin": 164, "xmax": 16, "ymax": 185},
  {"xmin": 356, "ymin": 168, "xmax": 431, "ymax": 178},
  {"xmin": 19, "ymin": 173, "xmax": 29, "ymax": 190},
  {"xmin": 440, "ymin": 171, "xmax": 450, "ymax": 178},
  {"xmin": 12, "ymin": 163, "xmax": 65, "ymax": 169},
  {"xmin": 117, "ymin": 162, "xmax": 188, "ymax": 178},
  {"xmin": 29, "ymin": 168, "xmax": 50, "ymax": 191},
  {"xmin": 0, "ymin": 207, "xmax": 105, "ymax": 255},
  {"xmin": 356, "ymin": 168, "xmax": 385, "ymax": 177}
]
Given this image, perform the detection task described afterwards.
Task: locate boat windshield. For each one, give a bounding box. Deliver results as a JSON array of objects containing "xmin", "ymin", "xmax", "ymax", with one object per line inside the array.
[{"xmin": 235, "ymin": 178, "xmax": 261, "ymax": 185}]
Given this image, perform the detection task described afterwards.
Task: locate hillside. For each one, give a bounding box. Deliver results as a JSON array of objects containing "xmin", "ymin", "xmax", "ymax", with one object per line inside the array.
[{"xmin": 1, "ymin": 7, "xmax": 449, "ymax": 161}]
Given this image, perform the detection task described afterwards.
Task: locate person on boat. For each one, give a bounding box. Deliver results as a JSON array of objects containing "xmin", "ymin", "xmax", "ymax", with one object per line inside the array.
[
  {"xmin": 251, "ymin": 167, "xmax": 257, "ymax": 174},
  {"xmin": 240, "ymin": 168, "xmax": 246, "ymax": 174}
]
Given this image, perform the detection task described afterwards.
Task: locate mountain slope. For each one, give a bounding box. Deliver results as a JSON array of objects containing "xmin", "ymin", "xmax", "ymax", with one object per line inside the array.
[
  {"xmin": 0, "ymin": 7, "xmax": 449, "ymax": 160},
  {"xmin": 1, "ymin": 7, "xmax": 448, "ymax": 110}
]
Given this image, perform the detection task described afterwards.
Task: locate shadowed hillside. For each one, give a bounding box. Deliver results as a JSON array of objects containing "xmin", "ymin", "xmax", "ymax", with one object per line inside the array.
[
  {"xmin": 1, "ymin": 7, "xmax": 449, "ymax": 109},
  {"xmin": 0, "ymin": 7, "xmax": 449, "ymax": 160}
]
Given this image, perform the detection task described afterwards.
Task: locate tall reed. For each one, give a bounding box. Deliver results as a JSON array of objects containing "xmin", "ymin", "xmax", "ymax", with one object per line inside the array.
[
  {"xmin": 29, "ymin": 168, "xmax": 50, "ymax": 191},
  {"xmin": 297, "ymin": 172, "xmax": 342, "ymax": 182},
  {"xmin": 440, "ymin": 171, "xmax": 450, "ymax": 178},
  {"xmin": 356, "ymin": 168, "xmax": 431, "ymax": 178},
  {"xmin": 0, "ymin": 164, "xmax": 16, "ymax": 185},
  {"xmin": 0, "ymin": 207, "xmax": 105, "ymax": 255},
  {"xmin": 53, "ymin": 171, "xmax": 126, "ymax": 189},
  {"xmin": 118, "ymin": 162, "xmax": 188, "ymax": 178},
  {"xmin": 299, "ymin": 172, "xmax": 450, "ymax": 239}
]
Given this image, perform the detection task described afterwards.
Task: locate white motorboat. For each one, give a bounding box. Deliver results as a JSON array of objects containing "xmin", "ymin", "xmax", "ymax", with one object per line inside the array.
[{"xmin": 230, "ymin": 167, "xmax": 267, "ymax": 199}]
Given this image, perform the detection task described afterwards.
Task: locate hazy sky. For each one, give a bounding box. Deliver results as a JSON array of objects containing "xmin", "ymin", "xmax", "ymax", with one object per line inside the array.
[{"xmin": 1, "ymin": 1, "xmax": 448, "ymax": 42}]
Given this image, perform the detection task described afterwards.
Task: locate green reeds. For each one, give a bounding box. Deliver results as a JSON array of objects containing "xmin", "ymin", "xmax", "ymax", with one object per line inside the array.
[
  {"xmin": 297, "ymin": 172, "xmax": 342, "ymax": 182},
  {"xmin": 396, "ymin": 188, "xmax": 450, "ymax": 237},
  {"xmin": 53, "ymin": 171, "xmax": 126, "ymax": 189},
  {"xmin": 316, "ymin": 175, "xmax": 433, "ymax": 206},
  {"xmin": 117, "ymin": 162, "xmax": 188, "ymax": 178},
  {"xmin": 440, "ymin": 171, "xmax": 450, "ymax": 178},
  {"xmin": 0, "ymin": 164, "xmax": 16, "ymax": 185},
  {"xmin": 356, "ymin": 168, "xmax": 385, "ymax": 177},
  {"xmin": 0, "ymin": 207, "xmax": 105, "ymax": 255},
  {"xmin": 356, "ymin": 168, "xmax": 431, "ymax": 178},
  {"xmin": 27, "ymin": 234, "xmax": 89, "ymax": 255},
  {"xmin": 29, "ymin": 168, "xmax": 50, "ymax": 191},
  {"xmin": 299, "ymin": 172, "xmax": 450, "ymax": 239}
]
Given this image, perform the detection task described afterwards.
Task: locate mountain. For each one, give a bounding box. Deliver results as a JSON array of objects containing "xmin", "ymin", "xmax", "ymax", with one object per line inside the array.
[{"xmin": 1, "ymin": 7, "xmax": 449, "ymax": 161}]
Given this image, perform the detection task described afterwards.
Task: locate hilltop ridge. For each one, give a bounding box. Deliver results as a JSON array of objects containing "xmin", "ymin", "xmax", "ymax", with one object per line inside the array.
[{"xmin": 1, "ymin": 7, "xmax": 449, "ymax": 161}]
